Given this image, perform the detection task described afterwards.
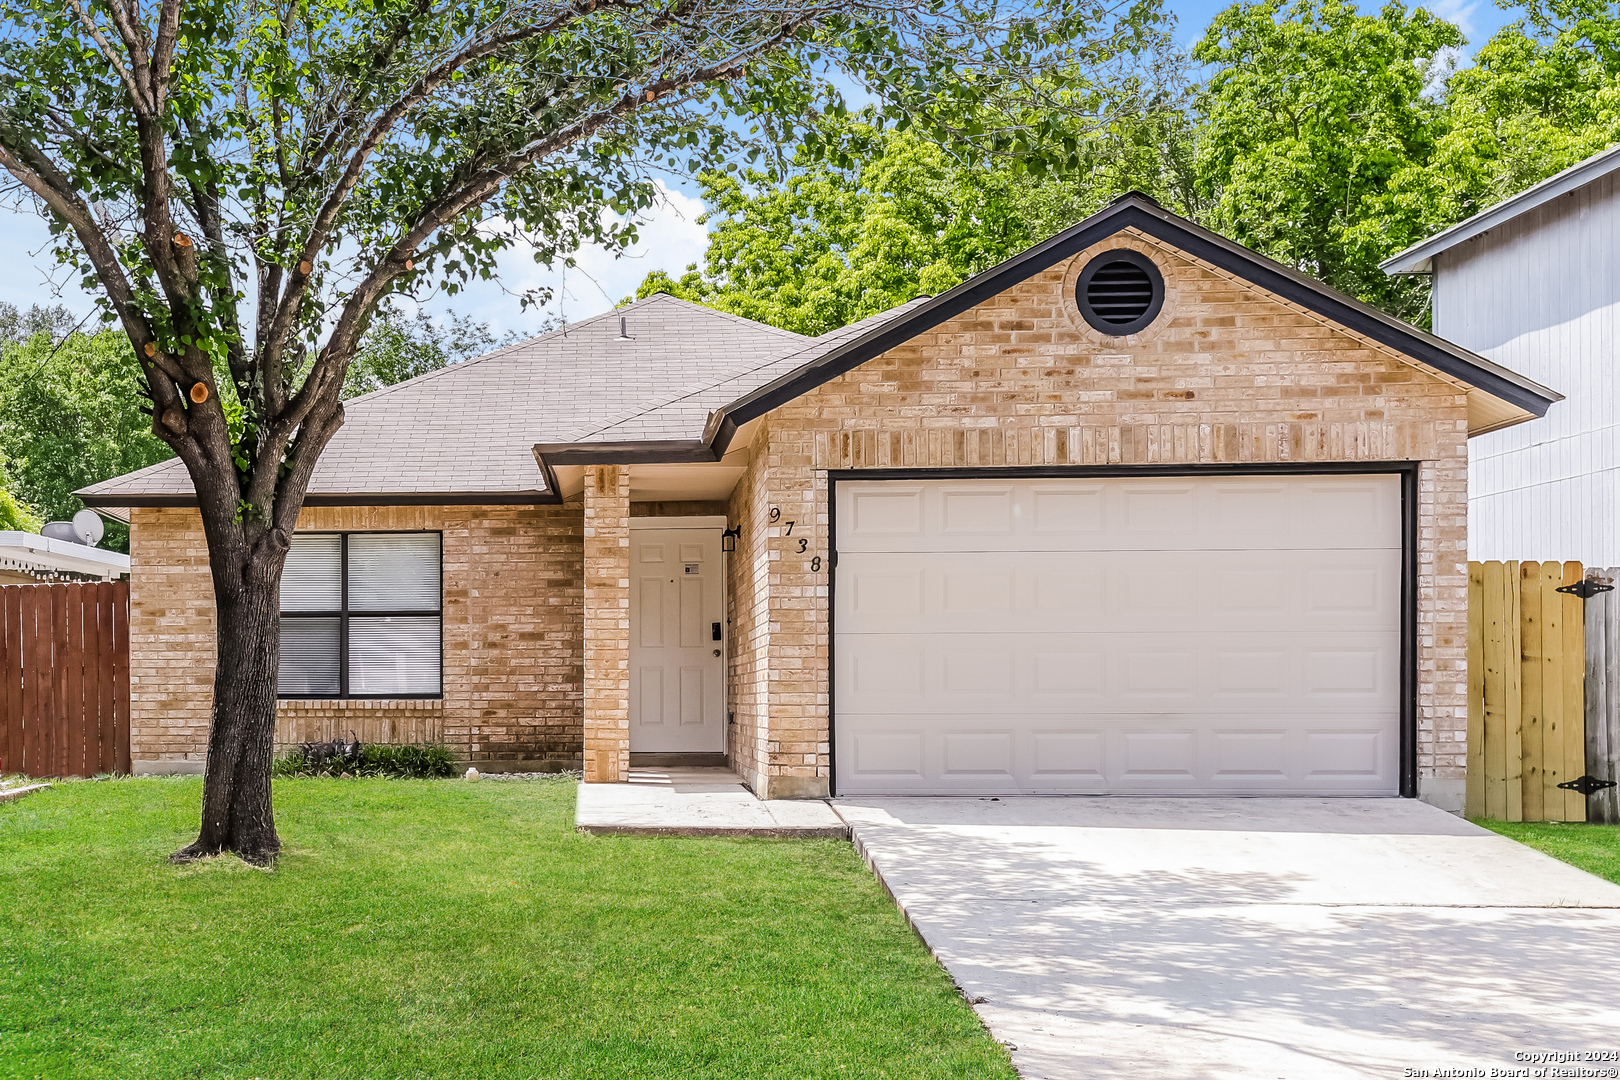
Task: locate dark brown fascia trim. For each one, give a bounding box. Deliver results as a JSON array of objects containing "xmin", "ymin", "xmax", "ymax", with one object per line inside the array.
[
  {"xmin": 703, "ymin": 197, "xmax": 1558, "ymax": 457},
  {"xmin": 79, "ymin": 490, "xmax": 561, "ymax": 510},
  {"xmin": 533, "ymin": 440, "xmax": 719, "ymax": 465}
]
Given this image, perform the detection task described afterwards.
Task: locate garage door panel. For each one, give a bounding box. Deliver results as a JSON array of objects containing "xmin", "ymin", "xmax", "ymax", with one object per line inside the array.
[
  {"xmin": 836, "ymin": 476, "xmax": 1400, "ymax": 552},
  {"xmin": 832, "ymin": 714, "xmax": 1401, "ymax": 795},
  {"xmin": 836, "ymin": 630, "xmax": 1399, "ymax": 715},
  {"xmin": 834, "ymin": 475, "xmax": 1402, "ymax": 796},
  {"xmin": 836, "ymin": 549, "xmax": 1400, "ymax": 634}
]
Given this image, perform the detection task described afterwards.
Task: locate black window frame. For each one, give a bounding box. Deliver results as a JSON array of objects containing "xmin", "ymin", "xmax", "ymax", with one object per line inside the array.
[
  {"xmin": 277, "ymin": 530, "xmax": 444, "ymax": 700},
  {"xmin": 1076, "ymin": 248, "xmax": 1166, "ymax": 336}
]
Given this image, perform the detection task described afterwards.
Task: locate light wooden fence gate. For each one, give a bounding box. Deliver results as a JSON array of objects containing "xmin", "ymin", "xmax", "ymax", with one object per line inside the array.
[
  {"xmin": 0, "ymin": 582, "xmax": 131, "ymax": 778},
  {"xmin": 1467, "ymin": 562, "xmax": 1587, "ymax": 822},
  {"xmin": 1582, "ymin": 567, "xmax": 1620, "ymax": 824}
]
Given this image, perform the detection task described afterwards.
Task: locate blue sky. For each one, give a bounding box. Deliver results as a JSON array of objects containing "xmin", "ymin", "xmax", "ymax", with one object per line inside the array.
[{"xmin": 0, "ymin": 0, "xmax": 1524, "ymax": 338}]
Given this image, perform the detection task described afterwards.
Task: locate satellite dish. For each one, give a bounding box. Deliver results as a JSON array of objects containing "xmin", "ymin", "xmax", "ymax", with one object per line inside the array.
[{"xmin": 72, "ymin": 509, "xmax": 105, "ymax": 547}]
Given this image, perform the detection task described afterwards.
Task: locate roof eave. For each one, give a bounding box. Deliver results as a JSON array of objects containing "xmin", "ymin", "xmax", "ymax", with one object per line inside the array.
[
  {"xmin": 0, "ymin": 531, "xmax": 131, "ymax": 578},
  {"xmin": 702, "ymin": 197, "xmax": 1560, "ymax": 451},
  {"xmin": 78, "ymin": 489, "xmax": 562, "ymax": 511},
  {"xmin": 1381, "ymin": 142, "xmax": 1620, "ymax": 274},
  {"xmin": 530, "ymin": 196, "xmax": 1561, "ymax": 467}
]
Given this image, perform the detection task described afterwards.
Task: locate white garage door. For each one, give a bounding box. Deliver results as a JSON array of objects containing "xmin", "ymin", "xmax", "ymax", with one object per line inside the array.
[{"xmin": 833, "ymin": 475, "xmax": 1402, "ymax": 796}]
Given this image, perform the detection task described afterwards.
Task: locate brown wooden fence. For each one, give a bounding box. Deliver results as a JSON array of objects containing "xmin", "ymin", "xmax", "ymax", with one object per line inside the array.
[
  {"xmin": 0, "ymin": 582, "xmax": 130, "ymax": 778},
  {"xmin": 1467, "ymin": 561, "xmax": 1587, "ymax": 822}
]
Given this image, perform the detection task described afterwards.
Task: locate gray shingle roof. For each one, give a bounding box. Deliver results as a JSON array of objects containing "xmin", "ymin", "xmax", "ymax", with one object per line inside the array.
[
  {"xmin": 579, "ymin": 299, "xmax": 933, "ymax": 443},
  {"xmin": 78, "ymin": 293, "xmax": 810, "ymax": 504}
]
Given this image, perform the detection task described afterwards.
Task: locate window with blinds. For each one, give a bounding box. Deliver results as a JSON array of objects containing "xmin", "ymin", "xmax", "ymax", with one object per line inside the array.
[{"xmin": 278, "ymin": 532, "xmax": 443, "ymax": 698}]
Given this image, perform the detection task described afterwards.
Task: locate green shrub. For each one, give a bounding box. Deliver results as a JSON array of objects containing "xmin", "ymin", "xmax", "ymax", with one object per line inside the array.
[{"xmin": 273, "ymin": 743, "xmax": 457, "ymax": 779}]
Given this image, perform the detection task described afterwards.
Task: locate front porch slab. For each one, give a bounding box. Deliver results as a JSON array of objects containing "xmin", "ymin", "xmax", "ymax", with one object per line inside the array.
[{"xmin": 575, "ymin": 767, "xmax": 848, "ymax": 838}]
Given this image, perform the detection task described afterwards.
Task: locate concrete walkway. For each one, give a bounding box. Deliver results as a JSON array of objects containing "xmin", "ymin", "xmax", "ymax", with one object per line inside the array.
[
  {"xmin": 575, "ymin": 767, "xmax": 847, "ymax": 838},
  {"xmin": 839, "ymin": 797, "xmax": 1620, "ymax": 1080}
]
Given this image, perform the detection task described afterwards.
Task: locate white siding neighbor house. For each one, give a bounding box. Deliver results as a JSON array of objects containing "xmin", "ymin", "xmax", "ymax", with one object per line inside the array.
[{"xmin": 1384, "ymin": 145, "xmax": 1620, "ymax": 563}]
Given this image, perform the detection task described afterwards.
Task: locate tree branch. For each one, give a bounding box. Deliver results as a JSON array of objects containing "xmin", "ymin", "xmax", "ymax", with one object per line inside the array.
[
  {"xmin": 261, "ymin": 3, "xmax": 624, "ymax": 373},
  {"xmin": 278, "ymin": 18, "xmax": 799, "ymax": 433},
  {"xmin": 63, "ymin": 0, "xmax": 142, "ymax": 108},
  {"xmin": 99, "ymin": 0, "xmax": 157, "ymax": 116},
  {"xmin": 0, "ymin": 137, "xmax": 194, "ymax": 439}
]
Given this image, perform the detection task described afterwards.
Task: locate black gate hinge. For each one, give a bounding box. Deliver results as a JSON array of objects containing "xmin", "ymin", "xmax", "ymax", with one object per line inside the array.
[
  {"xmin": 1556, "ymin": 579, "xmax": 1615, "ymax": 598},
  {"xmin": 1557, "ymin": 775, "xmax": 1618, "ymax": 796}
]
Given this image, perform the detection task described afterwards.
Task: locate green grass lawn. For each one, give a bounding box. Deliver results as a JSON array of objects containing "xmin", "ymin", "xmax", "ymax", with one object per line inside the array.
[
  {"xmin": 1477, "ymin": 818, "xmax": 1620, "ymax": 885},
  {"xmin": 0, "ymin": 777, "xmax": 1013, "ymax": 1080}
]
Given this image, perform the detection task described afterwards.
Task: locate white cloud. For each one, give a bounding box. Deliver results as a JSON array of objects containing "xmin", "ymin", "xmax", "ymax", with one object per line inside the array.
[
  {"xmin": 0, "ymin": 178, "xmax": 713, "ymax": 341},
  {"xmin": 1424, "ymin": 0, "xmax": 1480, "ymax": 40},
  {"xmin": 438, "ymin": 179, "xmax": 713, "ymax": 337}
]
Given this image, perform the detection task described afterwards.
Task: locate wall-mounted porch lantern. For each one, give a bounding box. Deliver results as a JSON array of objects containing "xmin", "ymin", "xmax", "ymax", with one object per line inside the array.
[{"xmin": 721, "ymin": 525, "xmax": 741, "ymax": 553}]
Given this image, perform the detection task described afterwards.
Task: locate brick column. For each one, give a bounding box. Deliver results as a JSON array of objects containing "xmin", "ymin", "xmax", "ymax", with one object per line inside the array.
[{"xmin": 583, "ymin": 464, "xmax": 631, "ymax": 782}]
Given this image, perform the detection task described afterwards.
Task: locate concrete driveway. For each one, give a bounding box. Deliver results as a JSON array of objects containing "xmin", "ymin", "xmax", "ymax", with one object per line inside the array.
[{"xmin": 836, "ymin": 798, "xmax": 1620, "ymax": 1080}]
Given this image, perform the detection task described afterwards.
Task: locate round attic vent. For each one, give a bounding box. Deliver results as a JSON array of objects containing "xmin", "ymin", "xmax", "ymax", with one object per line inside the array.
[{"xmin": 1077, "ymin": 250, "xmax": 1164, "ymax": 336}]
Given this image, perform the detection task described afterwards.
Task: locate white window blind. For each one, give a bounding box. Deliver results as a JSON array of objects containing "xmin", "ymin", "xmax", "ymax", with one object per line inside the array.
[
  {"xmin": 280, "ymin": 534, "xmax": 341, "ymax": 611},
  {"xmin": 277, "ymin": 532, "xmax": 442, "ymax": 698},
  {"xmin": 349, "ymin": 617, "xmax": 442, "ymax": 695},
  {"xmin": 347, "ymin": 534, "xmax": 441, "ymax": 611},
  {"xmin": 278, "ymin": 618, "xmax": 340, "ymax": 695}
]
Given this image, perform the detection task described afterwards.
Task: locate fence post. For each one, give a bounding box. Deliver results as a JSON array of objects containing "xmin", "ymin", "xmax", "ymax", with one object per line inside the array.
[
  {"xmin": 1467, "ymin": 563, "xmax": 1485, "ymax": 818},
  {"xmin": 112, "ymin": 580, "xmax": 130, "ymax": 775},
  {"xmin": 1521, "ymin": 562, "xmax": 1547, "ymax": 821},
  {"xmin": 1589, "ymin": 568, "xmax": 1620, "ymax": 824},
  {"xmin": 1560, "ymin": 561, "xmax": 1587, "ymax": 822},
  {"xmin": 1, "ymin": 588, "xmax": 19, "ymax": 775}
]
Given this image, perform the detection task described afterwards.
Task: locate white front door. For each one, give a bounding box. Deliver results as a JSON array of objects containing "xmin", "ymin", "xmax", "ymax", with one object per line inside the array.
[
  {"xmin": 834, "ymin": 474, "xmax": 1403, "ymax": 796},
  {"xmin": 629, "ymin": 525, "xmax": 726, "ymax": 752}
]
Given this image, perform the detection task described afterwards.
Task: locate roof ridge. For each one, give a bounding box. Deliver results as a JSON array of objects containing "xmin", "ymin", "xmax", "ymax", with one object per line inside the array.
[
  {"xmin": 343, "ymin": 293, "xmax": 807, "ymax": 409},
  {"xmin": 633, "ymin": 292, "xmax": 810, "ymax": 341},
  {"xmin": 566, "ymin": 298, "xmax": 927, "ymax": 442},
  {"xmin": 342, "ymin": 301, "xmax": 640, "ymax": 406}
]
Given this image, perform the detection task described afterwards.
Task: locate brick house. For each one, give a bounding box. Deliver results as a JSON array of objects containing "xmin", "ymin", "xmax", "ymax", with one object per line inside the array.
[{"xmin": 79, "ymin": 195, "xmax": 1558, "ymax": 811}]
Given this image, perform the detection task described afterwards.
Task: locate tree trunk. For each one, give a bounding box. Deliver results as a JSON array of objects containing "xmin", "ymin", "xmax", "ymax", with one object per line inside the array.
[{"xmin": 171, "ymin": 550, "xmax": 285, "ymax": 865}]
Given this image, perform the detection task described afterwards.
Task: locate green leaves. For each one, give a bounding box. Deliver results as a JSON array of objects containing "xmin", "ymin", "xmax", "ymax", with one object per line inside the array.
[
  {"xmin": 0, "ymin": 311, "xmax": 173, "ymax": 553},
  {"xmin": 634, "ymin": 105, "xmax": 1199, "ymax": 335},
  {"xmin": 1191, "ymin": 0, "xmax": 1463, "ymax": 321}
]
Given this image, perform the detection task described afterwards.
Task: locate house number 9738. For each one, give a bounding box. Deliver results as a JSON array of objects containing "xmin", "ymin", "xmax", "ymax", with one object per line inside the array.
[{"xmin": 769, "ymin": 506, "xmax": 821, "ymax": 572}]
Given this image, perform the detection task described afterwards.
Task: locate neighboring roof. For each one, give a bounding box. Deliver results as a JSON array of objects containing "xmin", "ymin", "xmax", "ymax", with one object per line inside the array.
[
  {"xmin": 77, "ymin": 294, "xmax": 808, "ymax": 512},
  {"xmin": 0, "ymin": 531, "xmax": 130, "ymax": 580},
  {"xmin": 1381, "ymin": 143, "xmax": 1620, "ymax": 274}
]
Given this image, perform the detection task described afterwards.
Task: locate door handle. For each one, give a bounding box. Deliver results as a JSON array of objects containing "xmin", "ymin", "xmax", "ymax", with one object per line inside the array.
[
  {"xmin": 712, "ymin": 649, "xmax": 721, "ymax": 657},
  {"xmin": 712, "ymin": 622, "xmax": 722, "ymax": 641}
]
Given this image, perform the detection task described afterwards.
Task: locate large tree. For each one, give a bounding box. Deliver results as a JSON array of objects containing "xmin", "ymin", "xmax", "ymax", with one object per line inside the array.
[
  {"xmin": 637, "ymin": 85, "xmax": 1195, "ymax": 335},
  {"xmin": 0, "ymin": 322, "xmax": 173, "ymax": 553},
  {"xmin": 1422, "ymin": 0, "xmax": 1620, "ymax": 223},
  {"xmin": 1192, "ymin": 0, "xmax": 1462, "ymax": 321},
  {"xmin": 0, "ymin": 0, "xmax": 1145, "ymax": 862}
]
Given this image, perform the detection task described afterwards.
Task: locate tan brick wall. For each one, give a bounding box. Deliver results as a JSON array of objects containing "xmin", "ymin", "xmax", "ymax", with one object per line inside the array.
[
  {"xmin": 725, "ymin": 432, "xmax": 774, "ymax": 794},
  {"xmin": 582, "ymin": 465, "xmax": 631, "ymax": 782},
  {"xmin": 725, "ymin": 229, "xmax": 1470, "ymax": 799},
  {"xmin": 129, "ymin": 508, "xmax": 217, "ymax": 769},
  {"xmin": 128, "ymin": 501, "xmax": 584, "ymax": 772}
]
